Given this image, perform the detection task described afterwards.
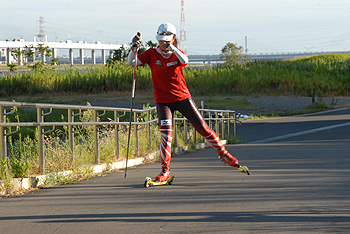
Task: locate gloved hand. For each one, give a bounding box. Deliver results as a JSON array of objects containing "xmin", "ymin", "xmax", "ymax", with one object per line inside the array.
[
  {"xmin": 131, "ymin": 32, "xmax": 142, "ymax": 52},
  {"xmin": 166, "ymin": 43, "xmax": 188, "ymax": 64},
  {"xmin": 166, "ymin": 43, "xmax": 175, "ymax": 52}
]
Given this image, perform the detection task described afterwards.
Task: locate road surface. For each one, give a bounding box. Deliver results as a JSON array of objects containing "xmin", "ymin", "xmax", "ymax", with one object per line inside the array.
[{"xmin": 1, "ymin": 108, "xmax": 349, "ymax": 233}]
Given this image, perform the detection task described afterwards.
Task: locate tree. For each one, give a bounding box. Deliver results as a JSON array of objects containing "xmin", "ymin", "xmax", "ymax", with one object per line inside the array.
[
  {"xmin": 24, "ymin": 44, "xmax": 36, "ymax": 63},
  {"xmin": 220, "ymin": 42, "xmax": 250, "ymax": 66},
  {"xmin": 36, "ymin": 43, "xmax": 52, "ymax": 64},
  {"xmin": 7, "ymin": 63, "xmax": 18, "ymax": 72},
  {"xmin": 22, "ymin": 44, "xmax": 53, "ymax": 71},
  {"xmin": 11, "ymin": 48, "xmax": 25, "ymax": 65},
  {"xmin": 23, "ymin": 44, "xmax": 52, "ymax": 65},
  {"xmin": 108, "ymin": 45, "xmax": 129, "ymax": 64},
  {"xmin": 146, "ymin": 40, "xmax": 158, "ymax": 48},
  {"xmin": 51, "ymin": 58, "xmax": 60, "ymax": 66}
]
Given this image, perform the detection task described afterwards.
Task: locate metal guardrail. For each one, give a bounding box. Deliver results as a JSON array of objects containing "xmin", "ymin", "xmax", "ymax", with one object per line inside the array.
[{"xmin": 0, "ymin": 101, "xmax": 238, "ymax": 174}]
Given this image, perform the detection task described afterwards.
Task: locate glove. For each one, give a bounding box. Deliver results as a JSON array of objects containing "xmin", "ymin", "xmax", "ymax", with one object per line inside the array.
[
  {"xmin": 131, "ymin": 32, "xmax": 142, "ymax": 52},
  {"xmin": 166, "ymin": 43, "xmax": 188, "ymax": 64},
  {"xmin": 166, "ymin": 43, "xmax": 175, "ymax": 52}
]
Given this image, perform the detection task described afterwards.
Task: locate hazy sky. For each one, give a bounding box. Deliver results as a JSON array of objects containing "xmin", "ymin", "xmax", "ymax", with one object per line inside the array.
[{"xmin": 1, "ymin": 0, "xmax": 349, "ymax": 55}]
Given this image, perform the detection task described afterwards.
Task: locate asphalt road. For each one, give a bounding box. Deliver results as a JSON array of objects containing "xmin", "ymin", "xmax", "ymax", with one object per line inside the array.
[{"xmin": 1, "ymin": 108, "xmax": 349, "ymax": 234}]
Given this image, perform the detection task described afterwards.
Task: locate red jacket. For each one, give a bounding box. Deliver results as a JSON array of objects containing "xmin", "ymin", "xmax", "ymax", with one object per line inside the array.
[{"xmin": 138, "ymin": 48, "xmax": 191, "ymax": 103}]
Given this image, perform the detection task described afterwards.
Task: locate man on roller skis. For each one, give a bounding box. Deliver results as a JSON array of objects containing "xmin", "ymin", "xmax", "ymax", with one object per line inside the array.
[{"xmin": 127, "ymin": 23, "xmax": 249, "ymax": 183}]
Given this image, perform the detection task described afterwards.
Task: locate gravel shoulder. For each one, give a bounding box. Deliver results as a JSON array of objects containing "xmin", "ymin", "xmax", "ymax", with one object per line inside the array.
[
  {"xmin": 89, "ymin": 95, "xmax": 350, "ymax": 116},
  {"xmin": 243, "ymin": 96, "xmax": 350, "ymax": 115}
]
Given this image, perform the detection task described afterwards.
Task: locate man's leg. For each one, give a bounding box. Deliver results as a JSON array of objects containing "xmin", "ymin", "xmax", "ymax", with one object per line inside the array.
[
  {"xmin": 154, "ymin": 104, "xmax": 173, "ymax": 181},
  {"xmin": 177, "ymin": 97, "xmax": 242, "ymax": 169}
]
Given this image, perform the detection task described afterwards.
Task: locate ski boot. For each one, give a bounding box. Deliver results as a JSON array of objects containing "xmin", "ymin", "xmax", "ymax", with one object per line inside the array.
[
  {"xmin": 219, "ymin": 151, "xmax": 250, "ymax": 175},
  {"xmin": 154, "ymin": 168, "xmax": 171, "ymax": 182},
  {"xmin": 144, "ymin": 168, "xmax": 175, "ymax": 188},
  {"xmin": 235, "ymin": 164, "xmax": 250, "ymax": 175}
]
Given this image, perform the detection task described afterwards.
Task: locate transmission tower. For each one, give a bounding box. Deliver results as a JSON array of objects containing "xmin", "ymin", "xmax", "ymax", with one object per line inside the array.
[
  {"xmin": 180, "ymin": 0, "xmax": 187, "ymax": 54},
  {"xmin": 36, "ymin": 16, "xmax": 46, "ymax": 42}
]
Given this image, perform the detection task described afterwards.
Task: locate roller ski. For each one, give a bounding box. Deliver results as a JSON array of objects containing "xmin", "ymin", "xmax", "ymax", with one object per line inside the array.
[
  {"xmin": 144, "ymin": 175, "xmax": 175, "ymax": 188},
  {"xmin": 219, "ymin": 153, "xmax": 250, "ymax": 175},
  {"xmin": 236, "ymin": 165, "xmax": 250, "ymax": 175},
  {"xmin": 144, "ymin": 168, "xmax": 175, "ymax": 188}
]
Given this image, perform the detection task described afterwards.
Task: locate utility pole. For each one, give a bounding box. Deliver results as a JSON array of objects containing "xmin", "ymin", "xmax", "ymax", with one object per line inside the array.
[{"xmin": 180, "ymin": 0, "xmax": 187, "ymax": 54}]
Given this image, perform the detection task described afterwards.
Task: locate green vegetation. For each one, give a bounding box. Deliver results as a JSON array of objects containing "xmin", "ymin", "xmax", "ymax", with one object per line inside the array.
[
  {"xmin": 1, "ymin": 53, "xmax": 349, "ymax": 98},
  {"xmin": 7, "ymin": 43, "xmax": 54, "ymax": 72},
  {"xmin": 0, "ymin": 106, "xmax": 164, "ymax": 195},
  {"xmin": 186, "ymin": 53, "xmax": 350, "ymax": 97},
  {"xmin": 1, "ymin": 52, "xmax": 349, "ymax": 196},
  {"xmin": 0, "ymin": 62, "xmax": 152, "ymax": 97},
  {"xmin": 0, "ymin": 159, "xmax": 14, "ymax": 195},
  {"xmin": 219, "ymin": 42, "xmax": 250, "ymax": 66}
]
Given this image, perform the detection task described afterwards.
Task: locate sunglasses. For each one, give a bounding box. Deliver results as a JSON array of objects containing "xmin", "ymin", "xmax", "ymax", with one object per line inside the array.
[{"xmin": 157, "ymin": 31, "xmax": 174, "ymax": 36}]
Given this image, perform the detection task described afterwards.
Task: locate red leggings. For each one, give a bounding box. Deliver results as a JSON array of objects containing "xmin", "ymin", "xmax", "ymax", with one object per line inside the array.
[{"xmin": 156, "ymin": 97, "xmax": 237, "ymax": 170}]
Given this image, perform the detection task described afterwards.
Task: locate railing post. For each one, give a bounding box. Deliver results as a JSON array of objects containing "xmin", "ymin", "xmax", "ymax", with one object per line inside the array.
[
  {"xmin": 147, "ymin": 110, "xmax": 151, "ymax": 150},
  {"xmin": 114, "ymin": 111, "xmax": 120, "ymax": 160},
  {"xmin": 234, "ymin": 114, "xmax": 237, "ymax": 137},
  {"xmin": 227, "ymin": 112, "xmax": 231, "ymax": 137},
  {"xmin": 135, "ymin": 112, "xmax": 139, "ymax": 157},
  {"xmin": 94, "ymin": 110, "xmax": 99, "ymax": 164},
  {"xmin": 37, "ymin": 107, "xmax": 45, "ymax": 174},
  {"xmin": 184, "ymin": 119, "xmax": 188, "ymax": 145},
  {"xmin": 0, "ymin": 106, "xmax": 6, "ymax": 160},
  {"xmin": 215, "ymin": 111, "xmax": 219, "ymax": 137},
  {"xmin": 221, "ymin": 111, "xmax": 225, "ymax": 139},
  {"xmin": 201, "ymin": 110, "xmax": 205, "ymax": 143},
  {"xmin": 68, "ymin": 109, "xmax": 74, "ymax": 163},
  {"xmin": 173, "ymin": 111, "xmax": 178, "ymax": 147}
]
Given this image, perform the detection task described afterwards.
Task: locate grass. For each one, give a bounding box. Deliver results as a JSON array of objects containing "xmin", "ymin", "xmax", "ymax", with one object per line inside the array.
[
  {"xmin": 2, "ymin": 52, "xmax": 349, "ymax": 143},
  {"xmin": 192, "ymin": 96, "xmax": 252, "ymax": 109},
  {"xmin": 1, "ymin": 52, "xmax": 350, "ymax": 196},
  {"xmin": 1, "ymin": 53, "xmax": 350, "ymax": 98},
  {"xmin": 185, "ymin": 53, "xmax": 350, "ymax": 97},
  {"xmin": 1, "ymin": 107, "xmax": 164, "ymax": 196},
  {"xmin": 0, "ymin": 64, "xmax": 104, "ymax": 71}
]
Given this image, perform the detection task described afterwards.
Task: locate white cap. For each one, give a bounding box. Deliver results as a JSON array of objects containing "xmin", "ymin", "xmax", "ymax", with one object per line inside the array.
[{"xmin": 156, "ymin": 23, "xmax": 176, "ymax": 41}]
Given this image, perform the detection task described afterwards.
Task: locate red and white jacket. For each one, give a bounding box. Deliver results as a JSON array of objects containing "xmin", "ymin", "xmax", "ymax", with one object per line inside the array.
[{"xmin": 129, "ymin": 46, "xmax": 190, "ymax": 103}]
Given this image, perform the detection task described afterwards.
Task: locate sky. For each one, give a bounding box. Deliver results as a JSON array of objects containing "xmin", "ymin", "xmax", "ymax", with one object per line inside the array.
[{"xmin": 0, "ymin": 0, "xmax": 349, "ymax": 55}]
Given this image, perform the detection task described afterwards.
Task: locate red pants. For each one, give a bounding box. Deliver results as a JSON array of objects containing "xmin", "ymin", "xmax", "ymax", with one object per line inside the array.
[{"xmin": 156, "ymin": 97, "xmax": 237, "ymax": 170}]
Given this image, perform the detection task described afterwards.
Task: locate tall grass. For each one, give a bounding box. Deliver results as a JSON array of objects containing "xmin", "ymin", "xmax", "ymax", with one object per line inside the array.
[
  {"xmin": 1, "ymin": 53, "xmax": 349, "ymax": 98},
  {"xmin": 0, "ymin": 62, "xmax": 153, "ymax": 96},
  {"xmin": 185, "ymin": 53, "xmax": 350, "ymax": 96}
]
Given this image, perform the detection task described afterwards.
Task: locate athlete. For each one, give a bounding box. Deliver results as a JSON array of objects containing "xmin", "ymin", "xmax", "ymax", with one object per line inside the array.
[{"xmin": 127, "ymin": 23, "xmax": 249, "ymax": 182}]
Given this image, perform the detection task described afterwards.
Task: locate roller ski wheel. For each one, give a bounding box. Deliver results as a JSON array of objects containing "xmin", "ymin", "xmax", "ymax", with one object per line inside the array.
[
  {"xmin": 219, "ymin": 156, "xmax": 250, "ymax": 175},
  {"xmin": 144, "ymin": 176, "xmax": 175, "ymax": 188},
  {"xmin": 237, "ymin": 165, "xmax": 250, "ymax": 175}
]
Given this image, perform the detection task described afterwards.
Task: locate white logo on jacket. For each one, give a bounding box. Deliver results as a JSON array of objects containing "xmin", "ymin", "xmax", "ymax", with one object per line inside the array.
[
  {"xmin": 160, "ymin": 119, "xmax": 172, "ymax": 126},
  {"xmin": 167, "ymin": 61, "xmax": 178, "ymax": 66}
]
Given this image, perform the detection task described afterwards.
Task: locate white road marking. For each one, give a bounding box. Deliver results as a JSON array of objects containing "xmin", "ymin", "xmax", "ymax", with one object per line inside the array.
[{"xmin": 250, "ymin": 122, "xmax": 350, "ymax": 144}]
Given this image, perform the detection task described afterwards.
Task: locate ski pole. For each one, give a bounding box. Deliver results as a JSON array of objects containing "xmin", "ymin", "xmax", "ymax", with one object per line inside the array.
[{"xmin": 125, "ymin": 42, "xmax": 139, "ymax": 178}]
